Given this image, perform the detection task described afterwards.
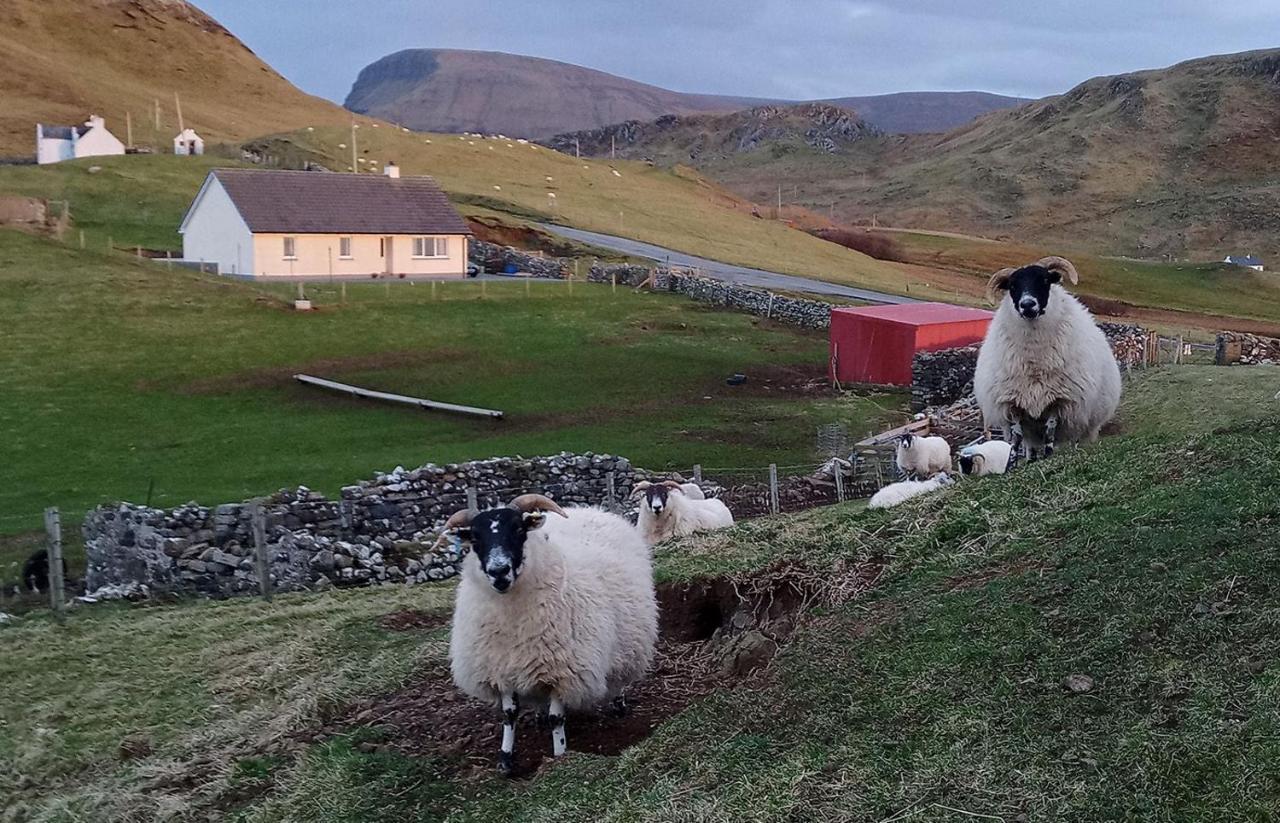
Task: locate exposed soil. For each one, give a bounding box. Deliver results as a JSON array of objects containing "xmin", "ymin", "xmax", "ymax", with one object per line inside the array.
[
  {"xmin": 377, "ymin": 607, "xmax": 451, "ymax": 632},
  {"xmin": 945, "ymin": 558, "xmax": 1052, "ymax": 593},
  {"xmin": 707, "ymin": 361, "xmax": 831, "ymax": 398},
  {"xmin": 319, "ymin": 565, "xmax": 882, "ymax": 779}
]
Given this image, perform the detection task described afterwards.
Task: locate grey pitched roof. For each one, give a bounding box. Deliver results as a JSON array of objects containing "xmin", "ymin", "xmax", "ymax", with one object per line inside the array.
[
  {"xmin": 210, "ymin": 168, "xmax": 471, "ymax": 235},
  {"xmin": 1226, "ymin": 255, "xmax": 1263, "ymax": 266}
]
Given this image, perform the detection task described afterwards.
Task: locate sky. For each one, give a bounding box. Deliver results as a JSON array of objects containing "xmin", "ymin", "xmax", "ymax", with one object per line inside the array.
[{"xmin": 199, "ymin": 1, "xmax": 1280, "ymax": 103}]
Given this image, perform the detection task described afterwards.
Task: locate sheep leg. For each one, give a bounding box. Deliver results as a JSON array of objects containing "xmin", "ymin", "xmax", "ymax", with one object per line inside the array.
[
  {"xmin": 548, "ymin": 696, "xmax": 567, "ymax": 757},
  {"xmin": 608, "ymin": 694, "xmax": 629, "ymax": 718},
  {"xmin": 498, "ymin": 692, "xmax": 519, "ymax": 775},
  {"xmin": 1043, "ymin": 415, "xmax": 1059, "ymax": 458},
  {"xmin": 1008, "ymin": 422, "xmax": 1025, "ymax": 466}
]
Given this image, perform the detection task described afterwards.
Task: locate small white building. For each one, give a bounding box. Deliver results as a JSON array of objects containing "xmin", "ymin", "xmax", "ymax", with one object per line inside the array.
[
  {"xmin": 35, "ymin": 115, "xmax": 125, "ymax": 165},
  {"xmin": 1223, "ymin": 254, "xmax": 1264, "ymax": 272},
  {"xmin": 174, "ymin": 128, "xmax": 205, "ymax": 156},
  {"xmin": 179, "ymin": 165, "xmax": 471, "ymax": 278}
]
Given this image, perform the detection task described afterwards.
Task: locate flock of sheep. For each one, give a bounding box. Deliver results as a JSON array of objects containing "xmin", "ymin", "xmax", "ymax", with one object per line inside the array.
[{"xmin": 440, "ymin": 256, "xmax": 1122, "ymax": 773}]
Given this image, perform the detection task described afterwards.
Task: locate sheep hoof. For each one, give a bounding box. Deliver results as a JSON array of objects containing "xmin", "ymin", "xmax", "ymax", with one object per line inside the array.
[
  {"xmin": 497, "ymin": 751, "xmax": 515, "ymax": 775},
  {"xmin": 608, "ymin": 696, "xmax": 629, "ymax": 718}
]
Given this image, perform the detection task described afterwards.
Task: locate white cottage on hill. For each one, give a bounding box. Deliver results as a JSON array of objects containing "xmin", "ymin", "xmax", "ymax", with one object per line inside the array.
[
  {"xmin": 174, "ymin": 128, "xmax": 204, "ymax": 156},
  {"xmin": 179, "ymin": 165, "xmax": 471, "ymax": 278},
  {"xmin": 36, "ymin": 115, "xmax": 125, "ymax": 165}
]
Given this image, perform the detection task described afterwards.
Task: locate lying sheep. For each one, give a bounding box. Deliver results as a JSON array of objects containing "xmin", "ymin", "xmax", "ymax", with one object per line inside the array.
[
  {"xmin": 958, "ymin": 440, "xmax": 1014, "ymax": 476},
  {"xmin": 895, "ymin": 432, "xmax": 952, "ymax": 480},
  {"xmin": 974, "ymin": 256, "xmax": 1122, "ymax": 459},
  {"xmin": 632, "ymin": 480, "xmax": 733, "ymax": 545},
  {"xmin": 446, "ymin": 494, "xmax": 657, "ymax": 774},
  {"xmin": 868, "ymin": 473, "xmax": 955, "ymax": 509}
]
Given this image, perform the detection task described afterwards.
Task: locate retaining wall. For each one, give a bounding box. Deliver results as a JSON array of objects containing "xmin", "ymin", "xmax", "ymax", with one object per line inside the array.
[{"xmin": 1216, "ymin": 331, "xmax": 1280, "ymax": 365}]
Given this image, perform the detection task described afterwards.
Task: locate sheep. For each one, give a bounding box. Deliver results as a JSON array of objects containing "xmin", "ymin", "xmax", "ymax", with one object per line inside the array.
[
  {"xmin": 631, "ymin": 480, "xmax": 733, "ymax": 545},
  {"xmin": 973, "ymin": 257, "xmax": 1122, "ymax": 460},
  {"xmin": 958, "ymin": 440, "xmax": 1014, "ymax": 476},
  {"xmin": 21, "ymin": 549, "xmax": 66, "ymax": 594},
  {"xmin": 895, "ymin": 432, "xmax": 952, "ymax": 480},
  {"xmin": 868, "ymin": 473, "xmax": 955, "ymax": 509},
  {"xmin": 444, "ymin": 494, "xmax": 657, "ymax": 774}
]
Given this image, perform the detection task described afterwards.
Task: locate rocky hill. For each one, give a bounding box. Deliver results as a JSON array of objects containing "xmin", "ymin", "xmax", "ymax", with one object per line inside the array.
[
  {"xmin": 0, "ymin": 0, "xmax": 353, "ymax": 156},
  {"xmin": 343, "ymin": 48, "xmax": 1027, "ymax": 138}
]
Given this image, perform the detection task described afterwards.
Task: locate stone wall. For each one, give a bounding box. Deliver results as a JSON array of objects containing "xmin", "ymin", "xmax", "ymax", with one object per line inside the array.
[
  {"xmin": 83, "ymin": 453, "xmax": 649, "ymax": 599},
  {"xmin": 910, "ymin": 323, "xmax": 1152, "ymax": 411},
  {"xmin": 589, "ymin": 263, "xmax": 833, "ymax": 329},
  {"xmin": 467, "ymin": 240, "xmax": 566, "ymax": 279},
  {"xmin": 1215, "ymin": 331, "xmax": 1280, "ymax": 365}
]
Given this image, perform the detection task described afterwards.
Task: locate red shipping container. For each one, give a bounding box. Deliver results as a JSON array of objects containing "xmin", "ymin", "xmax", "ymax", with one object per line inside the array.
[{"xmin": 829, "ymin": 302, "xmax": 994, "ymax": 386}]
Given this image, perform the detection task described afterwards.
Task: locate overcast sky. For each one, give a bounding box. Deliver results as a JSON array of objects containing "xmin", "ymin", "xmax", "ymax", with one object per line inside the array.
[{"xmin": 199, "ymin": 1, "xmax": 1280, "ymax": 103}]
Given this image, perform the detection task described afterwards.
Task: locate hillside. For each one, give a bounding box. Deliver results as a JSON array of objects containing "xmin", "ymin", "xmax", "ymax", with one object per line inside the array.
[
  {"xmin": 691, "ymin": 48, "xmax": 1280, "ymax": 261},
  {"xmin": 343, "ymin": 48, "xmax": 1027, "ymax": 137},
  {"xmin": 546, "ymin": 104, "xmax": 881, "ymax": 163},
  {"xmin": 0, "ymin": 0, "xmax": 354, "ymax": 156}
]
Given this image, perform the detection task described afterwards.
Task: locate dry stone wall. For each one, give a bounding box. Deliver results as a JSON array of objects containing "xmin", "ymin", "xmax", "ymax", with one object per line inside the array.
[
  {"xmin": 467, "ymin": 240, "xmax": 566, "ymax": 279},
  {"xmin": 1216, "ymin": 331, "xmax": 1280, "ymax": 365}
]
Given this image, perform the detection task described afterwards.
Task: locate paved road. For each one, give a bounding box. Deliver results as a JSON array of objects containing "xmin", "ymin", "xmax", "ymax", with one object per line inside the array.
[{"xmin": 540, "ymin": 223, "xmax": 919, "ymax": 305}]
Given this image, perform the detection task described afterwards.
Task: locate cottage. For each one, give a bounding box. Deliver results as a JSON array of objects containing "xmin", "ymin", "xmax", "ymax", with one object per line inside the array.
[
  {"xmin": 174, "ymin": 128, "xmax": 204, "ymax": 156},
  {"xmin": 35, "ymin": 115, "xmax": 125, "ymax": 165},
  {"xmin": 1223, "ymin": 255, "xmax": 1264, "ymax": 272},
  {"xmin": 179, "ymin": 165, "xmax": 471, "ymax": 278}
]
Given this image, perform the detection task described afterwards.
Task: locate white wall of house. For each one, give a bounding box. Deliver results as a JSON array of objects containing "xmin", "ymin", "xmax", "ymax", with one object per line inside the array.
[
  {"xmin": 36, "ymin": 117, "xmax": 125, "ymax": 165},
  {"xmin": 250, "ymin": 233, "xmax": 468, "ymax": 277},
  {"xmin": 174, "ymin": 129, "xmax": 205, "ymax": 156},
  {"xmin": 36, "ymin": 130, "xmax": 74, "ymax": 165},
  {"xmin": 180, "ymin": 177, "xmax": 255, "ymax": 275}
]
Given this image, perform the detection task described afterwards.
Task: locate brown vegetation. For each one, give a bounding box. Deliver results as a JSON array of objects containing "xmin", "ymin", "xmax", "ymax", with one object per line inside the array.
[{"xmin": 812, "ymin": 228, "xmax": 906, "ymax": 262}]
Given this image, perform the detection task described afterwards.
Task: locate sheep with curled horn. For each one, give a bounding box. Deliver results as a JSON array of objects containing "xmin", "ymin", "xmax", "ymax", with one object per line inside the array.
[
  {"xmin": 631, "ymin": 479, "xmax": 733, "ymax": 546},
  {"xmin": 445, "ymin": 493, "xmax": 657, "ymax": 775},
  {"xmin": 973, "ymin": 256, "xmax": 1121, "ymax": 460}
]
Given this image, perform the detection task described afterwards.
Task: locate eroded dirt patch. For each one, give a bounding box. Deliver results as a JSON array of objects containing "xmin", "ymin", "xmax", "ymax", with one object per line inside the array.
[{"xmin": 377, "ymin": 607, "xmax": 451, "ymax": 632}]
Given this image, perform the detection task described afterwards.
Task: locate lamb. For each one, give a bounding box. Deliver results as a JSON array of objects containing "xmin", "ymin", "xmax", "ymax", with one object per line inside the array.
[
  {"xmin": 868, "ymin": 473, "xmax": 955, "ymax": 509},
  {"xmin": 958, "ymin": 440, "xmax": 1014, "ymax": 476},
  {"xmin": 445, "ymin": 494, "xmax": 657, "ymax": 774},
  {"xmin": 973, "ymin": 257, "xmax": 1122, "ymax": 460},
  {"xmin": 631, "ymin": 480, "xmax": 734, "ymax": 545},
  {"xmin": 895, "ymin": 432, "xmax": 952, "ymax": 480}
]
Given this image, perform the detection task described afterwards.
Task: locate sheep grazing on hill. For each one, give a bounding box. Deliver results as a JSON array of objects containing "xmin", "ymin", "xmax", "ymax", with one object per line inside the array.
[
  {"xmin": 973, "ymin": 256, "xmax": 1121, "ymax": 460},
  {"xmin": 895, "ymin": 433, "xmax": 952, "ymax": 480},
  {"xmin": 958, "ymin": 440, "xmax": 1014, "ymax": 476},
  {"xmin": 868, "ymin": 473, "xmax": 955, "ymax": 509},
  {"xmin": 631, "ymin": 480, "xmax": 734, "ymax": 545},
  {"xmin": 445, "ymin": 494, "xmax": 657, "ymax": 774}
]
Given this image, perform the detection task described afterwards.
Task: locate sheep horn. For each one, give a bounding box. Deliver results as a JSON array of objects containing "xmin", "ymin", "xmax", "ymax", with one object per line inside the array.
[
  {"xmin": 1033, "ymin": 256, "xmax": 1079, "ymax": 285},
  {"xmin": 661, "ymin": 480, "xmax": 683, "ymax": 489},
  {"xmin": 443, "ymin": 509, "xmax": 474, "ymax": 531},
  {"xmin": 508, "ymin": 493, "xmax": 569, "ymax": 518},
  {"xmin": 986, "ymin": 267, "xmax": 1017, "ymax": 305},
  {"xmin": 629, "ymin": 481, "xmax": 652, "ymax": 500}
]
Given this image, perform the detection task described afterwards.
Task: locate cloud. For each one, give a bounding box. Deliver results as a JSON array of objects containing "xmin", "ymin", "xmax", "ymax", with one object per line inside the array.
[{"xmin": 198, "ymin": 0, "xmax": 1280, "ymax": 103}]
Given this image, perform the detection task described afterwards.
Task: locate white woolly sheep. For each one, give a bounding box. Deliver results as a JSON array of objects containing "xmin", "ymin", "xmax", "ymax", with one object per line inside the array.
[
  {"xmin": 445, "ymin": 494, "xmax": 657, "ymax": 774},
  {"xmin": 631, "ymin": 480, "xmax": 734, "ymax": 545},
  {"xmin": 895, "ymin": 432, "xmax": 952, "ymax": 480},
  {"xmin": 973, "ymin": 257, "xmax": 1122, "ymax": 460},
  {"xmin": 868, "ymin": 473, "xmax": 955, "ymax": 509},
  {"xmin": 958, "ymin": 440, "xmax": 1014, "ymax": 476}
]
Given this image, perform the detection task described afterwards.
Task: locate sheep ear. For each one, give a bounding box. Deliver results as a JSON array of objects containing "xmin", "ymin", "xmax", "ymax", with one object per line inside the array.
[
  {"xmin": 522, "ymin": 511, "xmax": 548, "ymax": 531},
  {"xmin": 986, "ymin": 268, "xmax": 1016, "ymax": 304}
]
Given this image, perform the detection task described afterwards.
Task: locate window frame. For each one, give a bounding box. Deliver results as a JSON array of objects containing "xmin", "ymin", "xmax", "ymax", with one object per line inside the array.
[
  {"xmin": 338, "ymin": 236, "xmax": 353, "ymax": 260},
  {"xmin": 412, "ymin": 236, "xmax": 448, "ymax": 259},
  {"xmin": 282, "ymin": 236, "xmax": 297, "ymax": 260}
]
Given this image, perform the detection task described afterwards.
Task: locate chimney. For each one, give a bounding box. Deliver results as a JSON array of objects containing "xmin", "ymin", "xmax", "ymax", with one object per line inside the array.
[{"xmin": 383, "ymin": 161, "xmax": 400, "ymax": 179}]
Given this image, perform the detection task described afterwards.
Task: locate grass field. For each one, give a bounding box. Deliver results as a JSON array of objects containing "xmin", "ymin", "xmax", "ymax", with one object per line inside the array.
[
  {"xmin": 0, "ymin": 229, "xmax": 905, "ymax": 568},
  {"xmin": 4, "ymin": 367, "xmax": 1279, "ymax": 821}
]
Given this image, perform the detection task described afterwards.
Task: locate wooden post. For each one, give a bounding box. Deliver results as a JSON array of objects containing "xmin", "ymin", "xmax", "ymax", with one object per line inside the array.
[
  {"xmin": 611, "ymin": 272, "xmax": 617, "ymax": 294},
  {"xmin": 834, "ymin": 468, "xmax": 845, "ymax": 503},
  {"xmin": 481, "ymin": 278, "xmax": 487, "ymax": 299},
  {"xmin": 606, "ymin": 471, "xmax": 617, "ymax": 509},
  {"xmin": 126, "ymin": 111, "xmax": 133, "ymax": 148},
  {"xmin": 341, "ymin": 281, "xmax": 347, "ymax": 303},
  {"xmin": 154, "ymin": 98, "xmax": 160, "ymax": 131},
  {"xmin": 296, "ymin": 281, "xmax": 305, "ymax": 301},
  {"xmin": 431, "ymin": 280, "xmax": 436, "ymax": 301},
  {"xmin": 466, "ymin": 487, "xmax": 478, "ymax": 512},
  {"xmin": 525, "ymin": 276, "xmax": 531, "ymax": 297},
  {"xmin": 107, "ymin": 235, "xmax": 113, "ymax": 252},
  {"xmin": 251, "ymin": 503, "xmax": 272, "ymax": 602},
  {"xmin": 166, "ymin": 250, "xmax": 172, "ymax": 269},
  {"xmin": 693, "ymin": 464, "xmax": 702, "ymax": 484},
  {"xmin": 339, "ymin": 499, "xmax": 353, "ymax": 540},
  {"xmin": 385, "ymin": 281, "xmax": 391, "ymax": 299},
  {"xmin": 766, "ymin": 293, "xmax": 775, "ymax": 320},
  {"xmin": 44, "ymin": 507, "xmax": 65, "ymax": 622},
  {"xmin": 79, "ymin": 230, "xmax": 85, "ymax": 249},
  {"xmin": 768, "ymin": 464, "xmax": 779, "ymax": 515},
  {"xmin": 1177, "ymin": 335, "xmax": 1185, "ymax": 365}
]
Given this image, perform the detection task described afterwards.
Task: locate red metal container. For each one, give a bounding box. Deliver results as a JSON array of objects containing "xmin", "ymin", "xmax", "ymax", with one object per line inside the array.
[{"xmin": 829, "ymin": 302, "xmax": 994, "ymax": 386}]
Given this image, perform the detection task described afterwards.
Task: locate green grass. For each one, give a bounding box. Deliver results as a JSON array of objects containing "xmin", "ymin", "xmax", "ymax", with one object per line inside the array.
[
  {"xmin": 4, "ymin": 367, "xmax": 1279, "ymax": 821},
  {"xmin": 0, "ymin": 229, "xmax": 904, "ymax": 570}
]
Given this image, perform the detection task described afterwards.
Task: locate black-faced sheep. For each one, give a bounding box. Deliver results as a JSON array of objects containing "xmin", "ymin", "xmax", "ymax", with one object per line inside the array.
[
  {"xmin": 958, "ymin": 440, "xmax": 1014, "ymax": 476},
  {"xmin": 895, "ymin": 433, "xmax": 952, "ymax": 480},
  {"xmin": 631, "ymin": 480, "xmax": 734, "ymax": 546},
  {"xmin": 973, "ymin": 257, "xmax": 1121, "ymax": 459},
  {"xmin": 445, "ymin": 494, "xmax": 657, "ymax": 774},
  {"xmin": 22, "ymin": 549, "xmax": 66, "ymax": 594}
]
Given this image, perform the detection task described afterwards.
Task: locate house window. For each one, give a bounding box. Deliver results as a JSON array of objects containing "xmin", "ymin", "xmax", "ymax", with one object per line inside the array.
[
  {"xmin": 339, "ymin": 237, "xmax": 352, "ymax": 259},
  {"xmin": 413, "ymin": 236, "xmax": 447, "ymax": 258},
  {"xmin": 283, "ymin": 236, "xmax": 297, "ymax": 259}
]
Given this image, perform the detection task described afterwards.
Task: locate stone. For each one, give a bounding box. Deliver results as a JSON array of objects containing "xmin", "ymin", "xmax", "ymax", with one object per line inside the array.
[
  {"xmin": 310, "ymin": 550, "xmax": 336, "ymax": 572},
  {"xmin": 1062, "ymin": 674, "xmax": 1096, "ymax": 694},
  {"xmin": 715, "ymin": 630, "xmax": 778, "ymax": 678}
]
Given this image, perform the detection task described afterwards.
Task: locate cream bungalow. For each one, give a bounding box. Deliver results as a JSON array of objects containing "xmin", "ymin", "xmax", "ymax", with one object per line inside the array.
[{"xmin": 179, "ymin": 164, "xmax": 471, "ymax": 278}]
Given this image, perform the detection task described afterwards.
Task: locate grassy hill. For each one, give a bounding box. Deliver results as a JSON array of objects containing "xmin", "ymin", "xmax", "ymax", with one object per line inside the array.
[
  {"xmin": 0, "ymin": 0, "xmax": 354, "ymax": 156},
  {"xmin": 5, "ymin": 367, "xmax": 1279, "ymax": 820}
]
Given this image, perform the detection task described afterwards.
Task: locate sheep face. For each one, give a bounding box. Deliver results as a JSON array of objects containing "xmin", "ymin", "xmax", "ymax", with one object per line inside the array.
[
  {"xmin": 995, "ymin": 265, "xmax": 1059, "ymax": 320},
  {"xmin": 958, "ymin": 453, "xmax": 979, "ymax": 475},
  {"xmin": 452, "ymin": 508, "xmax": 549, "ymax": 594},
  {"xmin": 642, "ymin": 484, "xmax": 678, "ymax": 516}
]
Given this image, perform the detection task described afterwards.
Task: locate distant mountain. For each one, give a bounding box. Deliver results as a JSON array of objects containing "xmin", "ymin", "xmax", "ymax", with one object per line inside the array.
[
  {"xmin": 0, "ymin": 0, "xmax": 352, "ymax": 156},
  {"xmin": 547, "ymin": 104, "xmax": 881, "ymax": 163},
  {"xmin": 343, "ymin": 48, "xmax": 1027, "ymax": 137}
]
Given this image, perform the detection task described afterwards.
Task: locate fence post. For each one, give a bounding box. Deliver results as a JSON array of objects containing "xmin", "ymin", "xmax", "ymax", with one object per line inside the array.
[
  {"xmin": 44, "ymin": 507, "xmax": 66, "ymax": 622},
  {"xmin": 611, "ymin": 272, "xmax": 617, "ymax": 294},
  {"xmin": 481, "ymin": 278, "xmax": 487, "ymax": 299},
  {"xmin": 834, "ymin": 468, "xmax": 845, "ymax": 503},
  {"xmin": 768, "ymin": 464, "xmax": 779, "ymax": 515},
  {"xmin": 693, "ymin": 464, "xmax": 702, "ymax": 484},
  {"xmin": 525, "ymin": 275, "xmax": 531, "ymax": 297},
  {"xmin": 1177, "ymin": 335, "xmax": 1185, "ymax": 365},
  {"xmin": 606, "ymin": 471, "xmax": 617, "ymax": 510},
  {"xmin": 251, "ymin": 502, "xmax": 272, "ymax": 602},
  {"xmin": 466, "ymin": 486, "xmax": 479, "ymax": 512},
  {"xmin": 766, "ymin": 293, "xmax": 775, "ymax": 320},
  {"xmin": 339, "ymin": 499, "xmax": 353, "ymax": 540},
  {"xmin": 79, "ymin": 229, "xmax": 85, "ymax": 249},
  {"xmin": 341, "ymin": 281, "xmax": 348, "ymax": 303}
]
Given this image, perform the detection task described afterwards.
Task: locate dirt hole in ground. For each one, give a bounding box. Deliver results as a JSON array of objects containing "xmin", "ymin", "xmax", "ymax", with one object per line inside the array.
[{"xmin": 324, "ymin": 563, "xmax": 881, "ymax": 778}]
